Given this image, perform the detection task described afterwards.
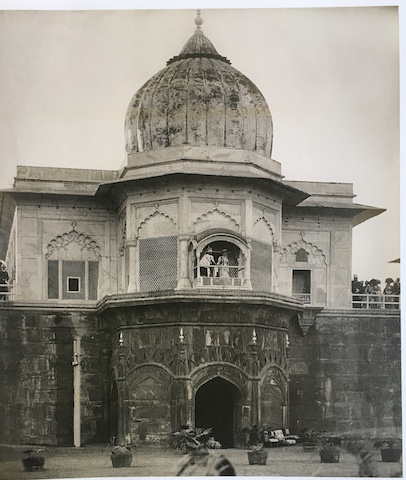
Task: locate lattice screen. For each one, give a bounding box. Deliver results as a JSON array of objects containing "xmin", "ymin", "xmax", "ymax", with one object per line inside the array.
[
  {"xmin": 139, "ymin": 236, "xmax": 178, "ymax": 292},
  {"xmin": 251, "ymin": 239, "xmax": 272, "ymax": 292}
]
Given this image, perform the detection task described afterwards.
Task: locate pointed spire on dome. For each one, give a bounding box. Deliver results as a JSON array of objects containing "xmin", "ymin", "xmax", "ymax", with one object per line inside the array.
[
  {"xmin": 194, "ymin": 9, "xmax": 203, "ymax": 34},
  {"xmin": 166, "ymin": 10, "xmax": 231, "ymax": 65}
]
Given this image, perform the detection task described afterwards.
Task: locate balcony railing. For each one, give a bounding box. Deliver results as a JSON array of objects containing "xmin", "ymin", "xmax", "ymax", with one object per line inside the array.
[
  {"xmin": 194, "ymin": 277, "xmax": 244, "ymax": 288},
  {"xmin": 194, "ymin": 265, "xmax": 245, "ymax": 289},
  {"xmin": 292, "ymin": 293, "xmax": 311, "ymax": 304},
  {"xmin": 352, "ymin": 293, "xmax": 400, "ymax": 310},
  {"xmin": 0, "ymin": 283, "xmax": 16, "ymax": 302}
]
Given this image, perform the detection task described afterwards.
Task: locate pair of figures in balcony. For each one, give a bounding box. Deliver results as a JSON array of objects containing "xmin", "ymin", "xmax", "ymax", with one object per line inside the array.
[{"xmin": 200, "ymin": 247, "xmax": 230, "ymax": 278}]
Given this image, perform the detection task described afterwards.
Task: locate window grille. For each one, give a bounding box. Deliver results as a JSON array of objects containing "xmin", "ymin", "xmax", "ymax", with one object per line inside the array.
[
  {"xmin": 139, "ymin": 236, "xmax": 178, "ymax": 292},
  {"xmin": 251, "ymin": 240, "xmax": 272, "ymax": 291}
]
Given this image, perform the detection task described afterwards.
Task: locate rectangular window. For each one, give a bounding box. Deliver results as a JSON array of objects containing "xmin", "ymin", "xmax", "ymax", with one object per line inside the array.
[
  {"xmin": 292, "ymin": 269, "xmax": 311, "ymax": 303},
  {"xmin": 67, "ymin": 277, "xmax": 80, "ymax": 293}
]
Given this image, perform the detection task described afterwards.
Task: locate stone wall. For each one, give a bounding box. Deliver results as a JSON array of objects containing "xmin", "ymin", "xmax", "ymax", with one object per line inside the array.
[
  {"xmin": 0, "ymin": 307, "xmax": 109, "ymax": 445},
  {"xmin": 289, "ymin": 310, "xmax": 401, "ymax": 437},
  {"xmin": 0, "ymin": 304, "xmax": 401, "ymax": 445}
]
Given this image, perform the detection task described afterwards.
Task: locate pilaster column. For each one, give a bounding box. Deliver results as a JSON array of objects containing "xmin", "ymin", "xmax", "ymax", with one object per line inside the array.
[
  {"xmin": 176, "ymin": 235, "xmax": 192, "ymax": 290},
  {"xmin": 244, "ymin": 198, "xmax": 253, "ymax": 239},
  {"xmin": 126, "ymin": 240, "xmax": 138, "ymax": 293},
  {"xmin": 72, "ymin": 336, "xmax": 81, "ymax": 447},
  {"xmin": 116, "ymin": 331, "xmax": 128, "ymax": 443},
  {"xmin": 248, "ymin": 331, "xmax": 260, "ymax": 426},
  {"xmin": 244, "ymin": 237, "xmax": 253, "ymax": 289}
]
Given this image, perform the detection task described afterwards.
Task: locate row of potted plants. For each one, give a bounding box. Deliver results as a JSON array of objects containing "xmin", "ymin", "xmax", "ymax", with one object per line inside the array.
[{"xmin": 247, "ymin": 433, "xmax": 402, "ymax": 466}]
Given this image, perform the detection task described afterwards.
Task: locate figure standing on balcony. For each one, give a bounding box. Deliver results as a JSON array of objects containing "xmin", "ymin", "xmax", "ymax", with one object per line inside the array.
[
  {"xmin": 0, "ymin": 262, "xmax": 9, "ymax": 300},
  {"xmin": 352, "ymin": 274, "xmax": 362, "ymax": 308},
  {"xmin": 217, "ymin": 250, "xmax": 230, "ymax": 278},
  {"xmin": 383, "ymin": 278, "xmax": 394, "ymax": 309},
  {"xmin": 199, "ymin": 246, "xmax": 215, "ymax": 277},
  {"xmin": 369, "ymin": 279, "xmax": 382, "ymax": 308},
  {"xmin": 393, "ymin": 278, "xmax": 400, "ymax": 307}
]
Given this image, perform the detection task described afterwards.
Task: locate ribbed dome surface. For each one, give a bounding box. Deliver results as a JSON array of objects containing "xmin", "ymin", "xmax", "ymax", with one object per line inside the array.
[{"xmin": 125, "ymin": 28, "xmax": 273, "ymax": 157}]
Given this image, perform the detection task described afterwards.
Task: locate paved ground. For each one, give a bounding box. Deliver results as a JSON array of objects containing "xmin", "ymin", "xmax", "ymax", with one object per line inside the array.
[{"xmin": 0, "ymin": 444, "xmax": 402, "ymax": 479}]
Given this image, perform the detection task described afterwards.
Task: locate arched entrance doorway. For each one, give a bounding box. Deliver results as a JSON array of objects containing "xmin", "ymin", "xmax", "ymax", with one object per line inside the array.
[{"xmin": 195, "ymin": 377, "xmax": 240, "ymax": 448}]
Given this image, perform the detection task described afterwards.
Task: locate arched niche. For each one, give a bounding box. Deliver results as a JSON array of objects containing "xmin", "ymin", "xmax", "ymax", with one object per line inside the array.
[
  {"xmin": 192, "ymin": 233, "xmax": 251, "ymax": 289},
  {"xmin": 126, "ymin": 365, "xmax": 173, "ymax": 444},
  {"xmin": 260, "ymin": 367, "xmax": 288, "ymax": 429},
  {"xmin": 45, "ymin": 227, "xmax": 101, "ymax": 300}
]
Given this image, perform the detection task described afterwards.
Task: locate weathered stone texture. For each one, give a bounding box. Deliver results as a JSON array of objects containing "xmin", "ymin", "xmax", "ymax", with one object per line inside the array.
[
  {"xmin": 0, "ymin": 308, "xmax": 109, "ymax": 445},
  {"xmin": 0, "ymin": 304, "xmax": 401, "ymax": 445},
  {"xmin": 289, "ymin": 312, "xmax": 401, "ymax": 436}
]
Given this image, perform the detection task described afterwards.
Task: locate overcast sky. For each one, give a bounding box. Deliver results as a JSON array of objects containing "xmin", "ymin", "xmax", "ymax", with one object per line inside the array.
[{"xmin": 0, "ymin": 0, "xmax": 401, "ymax": 285}]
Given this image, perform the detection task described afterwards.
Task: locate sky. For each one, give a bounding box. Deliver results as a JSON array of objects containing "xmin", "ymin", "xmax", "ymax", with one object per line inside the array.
[{"xmin": 0, "ymin": 0, "xmax": 402, "ymax": 285}]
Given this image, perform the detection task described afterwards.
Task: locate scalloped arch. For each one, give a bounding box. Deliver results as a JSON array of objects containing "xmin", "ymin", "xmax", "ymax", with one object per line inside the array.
[
  {"xmin": 253, "ymin": 216, "xmax": 275, "ymax": 243},
  {"xmin": 137, "ymin": 211, "xmax": 177, "ymax": 239},
  {"xmin": 193, "ymin": 207, "xmax": 240, "ymax": 233},
  {"xmin": 279, "ymin": 239, "xmax": 327, "ymax": 265},
  {"xmin": 45, "ymin": 229, "xmax": 101, "ymax": 259}
]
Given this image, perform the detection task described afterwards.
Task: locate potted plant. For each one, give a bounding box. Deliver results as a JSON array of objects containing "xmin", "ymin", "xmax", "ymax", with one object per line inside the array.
[
  {"xmin": 373, "ymin": 439, "xmax": 402, "ymax": 463},
  {"xmin": 170, "ymin": 426, "xmax": 212, "ymax": 454},
  {"xmin": 320, "ymin": 442, "xmax": 340, "ymax": 463},
  {"xmin": 302, "ymin": 431, "xmax": 319, "ymax": 451},
  {"xmin": 247, "ymin": 443, "xmax": 268, "ymax": 465},
  {"xmin": 110, "ymin": 442, "xmax": 134, "ymax": 468},
  {"xmin": 22, "ymin": 448, "xmax": 46, "ymax": 472}
]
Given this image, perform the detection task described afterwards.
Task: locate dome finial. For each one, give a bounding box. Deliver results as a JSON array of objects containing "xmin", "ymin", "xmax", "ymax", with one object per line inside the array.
[{"xmin": 194, "ymin": 9, "xmax": 203, "ymax": 33}]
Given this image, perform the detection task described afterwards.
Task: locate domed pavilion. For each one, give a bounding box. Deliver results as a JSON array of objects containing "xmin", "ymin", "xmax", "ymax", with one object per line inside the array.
[{"xmin": 0, "ymin": 11, "xmax": 399, "ymax": 449}]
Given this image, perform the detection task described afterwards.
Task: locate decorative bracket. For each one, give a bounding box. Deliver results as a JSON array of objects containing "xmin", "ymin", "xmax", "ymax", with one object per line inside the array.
[{"xmin": 297, "ymin": 306, "xmax": 324, "ymax": 336}]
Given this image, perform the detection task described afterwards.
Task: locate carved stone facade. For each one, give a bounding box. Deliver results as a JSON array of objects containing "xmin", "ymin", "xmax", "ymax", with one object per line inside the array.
[{"xmin": 103, "ymin": 301, "xmax": 292, "ymax": 446}]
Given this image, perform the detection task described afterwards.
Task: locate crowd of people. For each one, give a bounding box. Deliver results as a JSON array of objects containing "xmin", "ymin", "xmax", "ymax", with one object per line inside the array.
[{"xmin": 351, "ymin": 275, "xmax": 400, "ymax": 309}]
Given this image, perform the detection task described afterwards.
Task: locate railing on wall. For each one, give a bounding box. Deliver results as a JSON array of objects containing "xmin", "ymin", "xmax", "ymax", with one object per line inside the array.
[
  {"xmin": 292, "ymin": 293, "xmax": 311, "ymax": 304},
  {"xmin": 193, "ymin": 276, "xmax": 244, "ymax": 288},
  {"xmin": 0, "ymin": 283, "xmax": 16, "ymax": 302},
  {"xmin": 194, "ymin": 265, "xmax": 245, "ymax": 288},
  {"xmin": 352, "ymin": 294, "xmax": 400, "ymax": 310}
]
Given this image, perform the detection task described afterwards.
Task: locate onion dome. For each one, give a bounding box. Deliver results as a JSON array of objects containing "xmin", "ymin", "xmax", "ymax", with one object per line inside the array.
[{"xmin": 125, "ymin": 11, "xmax": 273, "ymax": 158}]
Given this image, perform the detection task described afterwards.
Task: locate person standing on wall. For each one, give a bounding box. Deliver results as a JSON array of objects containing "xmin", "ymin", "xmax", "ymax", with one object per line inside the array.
[{"xmin": 0, "ymin": 262, "xmax": 9, "ymax": 301}]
